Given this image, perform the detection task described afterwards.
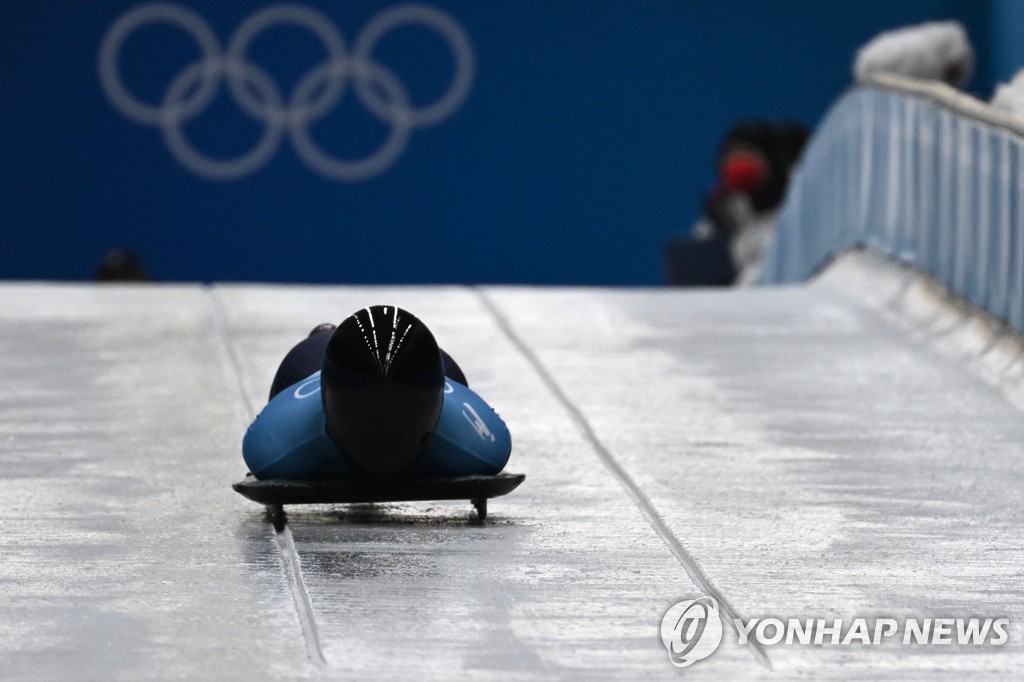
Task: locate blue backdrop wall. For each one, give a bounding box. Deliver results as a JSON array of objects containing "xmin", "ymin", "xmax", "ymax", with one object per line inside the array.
[
  {"xmin": 988, "ymin": 0, "xmax": 1024, "ymax": 86},
  {"xmin": 0, "ymin": 0, "xmax": 1002, "ymax": 284}
]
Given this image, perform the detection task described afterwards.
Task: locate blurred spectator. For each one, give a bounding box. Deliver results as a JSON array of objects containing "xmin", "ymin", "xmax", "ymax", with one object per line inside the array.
[
  {"xmin": 667, "ymin": 120, "xmax": 809, "ymax": 287},
  {"xmin": 95, "ymin": 248, "xmax": 152, "ymax": 282},
  {"xmin": 854, "ymin": 20, "xmax": 973, "ymax": 89}
]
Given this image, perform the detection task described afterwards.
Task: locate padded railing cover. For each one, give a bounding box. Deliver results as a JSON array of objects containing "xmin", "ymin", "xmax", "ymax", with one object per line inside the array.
[{"xmin": 762, "ymin": 74, "xmax": 1024, "ymax": 333}]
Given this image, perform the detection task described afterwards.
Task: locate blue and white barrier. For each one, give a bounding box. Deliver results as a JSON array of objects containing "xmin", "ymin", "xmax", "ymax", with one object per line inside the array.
[{"xmin": 762, "ymin": 74, "xmax": 1024, "ymax": 334}]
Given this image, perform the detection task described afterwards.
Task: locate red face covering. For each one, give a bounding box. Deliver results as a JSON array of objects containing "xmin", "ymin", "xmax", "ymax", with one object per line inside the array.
[{"xmin": 720, "ymin": 151, "xmax": 768, "ymax": 195}]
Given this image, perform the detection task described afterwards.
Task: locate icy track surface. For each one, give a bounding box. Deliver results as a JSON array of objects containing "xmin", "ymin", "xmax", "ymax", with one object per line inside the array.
[{"xmin": 1, "ymin": 250, "xmax": 1022, "ymax": 680}]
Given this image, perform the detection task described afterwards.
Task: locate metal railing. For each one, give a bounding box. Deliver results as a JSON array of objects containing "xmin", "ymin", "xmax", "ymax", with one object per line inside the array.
[{"xmin": 761, "ymin": 74, "xmax": 1024, "ymax": 333}]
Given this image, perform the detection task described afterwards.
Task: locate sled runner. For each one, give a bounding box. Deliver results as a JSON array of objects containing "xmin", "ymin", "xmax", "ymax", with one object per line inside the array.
[{"xmin": 233, "ymin": 471, "xmax": 525, "ymax": 521}]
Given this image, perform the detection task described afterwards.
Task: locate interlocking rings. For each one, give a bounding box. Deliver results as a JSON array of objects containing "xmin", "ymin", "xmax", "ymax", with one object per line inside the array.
[{"xmin": 98, "ymin": 3, "xmax": 474, "ymax": 181}]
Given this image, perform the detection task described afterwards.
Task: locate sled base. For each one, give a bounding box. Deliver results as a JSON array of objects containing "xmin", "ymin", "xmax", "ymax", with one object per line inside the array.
[{"xmin": 233, "ymin": 472, "xmax": 525, "ymax": 521}]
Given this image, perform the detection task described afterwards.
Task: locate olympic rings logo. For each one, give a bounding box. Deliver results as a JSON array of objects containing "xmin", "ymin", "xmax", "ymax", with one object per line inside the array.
[{"xmin": 98, "ymin": 3, "xmax": 474, "ymax": 181}]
